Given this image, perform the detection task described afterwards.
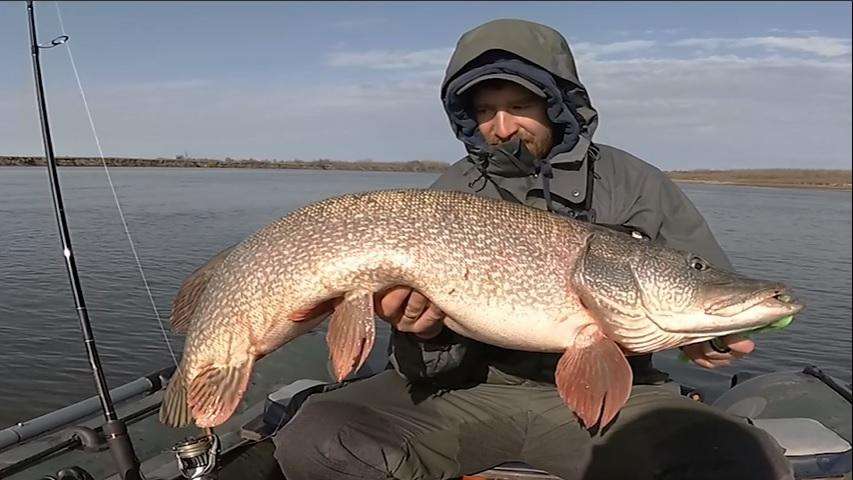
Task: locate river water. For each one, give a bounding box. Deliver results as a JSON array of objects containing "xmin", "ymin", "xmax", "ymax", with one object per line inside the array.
[{"xmin": 0, "ymin": 167, "xmax": 850, "ymax": 428}]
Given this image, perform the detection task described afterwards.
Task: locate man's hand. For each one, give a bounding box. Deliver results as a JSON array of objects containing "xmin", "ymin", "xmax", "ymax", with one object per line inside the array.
[
  {"xmin": 682, "ymin": 334, "xmax": 755, "ymax": 369},
  {"xmin": 374, "ymin": 286, "xmax": 446, "ymax": 340}
]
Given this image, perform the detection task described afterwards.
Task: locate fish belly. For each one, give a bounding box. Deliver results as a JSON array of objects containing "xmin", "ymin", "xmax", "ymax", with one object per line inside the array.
[{"xmin": 442, "ymin": 308, "xmax": 577, "ymax": 352}]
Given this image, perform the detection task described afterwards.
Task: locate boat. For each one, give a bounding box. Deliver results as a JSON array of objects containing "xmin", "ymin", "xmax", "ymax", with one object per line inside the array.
[
  {"xmin": 2, "ymin": 2, "xmax": 850, "ymax": 479},
  {"xmin": 1, "ymin": 331, "xmax": 851, "ymax": 479}
]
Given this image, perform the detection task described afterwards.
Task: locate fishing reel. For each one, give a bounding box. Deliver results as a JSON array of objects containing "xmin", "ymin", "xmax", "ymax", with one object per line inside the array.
[{"xmin": 171, "ymin": 432, "xmax": 220, "ymax": 479}]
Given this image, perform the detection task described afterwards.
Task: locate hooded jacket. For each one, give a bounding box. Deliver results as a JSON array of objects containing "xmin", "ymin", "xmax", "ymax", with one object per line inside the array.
[{"xmin": 390, "ymin": 19, "xmax": 731, "ymax": 386}]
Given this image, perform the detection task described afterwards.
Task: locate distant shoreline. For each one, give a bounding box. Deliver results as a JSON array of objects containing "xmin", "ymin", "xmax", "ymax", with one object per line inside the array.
[
  {"xmin": 1, "ymin": 156, "xmax": 850, "ymax": 191},
  {"xmin": 666, "ymin": 170, "xmax": 851, "ymax": 191},
  {"xmin": 670, "ymin": 179, "xmax": 851, "ymax": 191},
  {"xmin": 0, "ymin": 155, "xmax": 448, "ymax": 173}
]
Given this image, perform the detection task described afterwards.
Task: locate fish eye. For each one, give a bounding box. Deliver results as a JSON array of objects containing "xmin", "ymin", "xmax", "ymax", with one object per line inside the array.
[{"xmin": 689, "ymin": 256, "xmax": 709, "ymax": 271}]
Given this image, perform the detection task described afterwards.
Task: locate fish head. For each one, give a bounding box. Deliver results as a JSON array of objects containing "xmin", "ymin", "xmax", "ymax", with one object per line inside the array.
[{"xmin": 573, "ymin": 231, "xmax": 804, "ymax": 349}]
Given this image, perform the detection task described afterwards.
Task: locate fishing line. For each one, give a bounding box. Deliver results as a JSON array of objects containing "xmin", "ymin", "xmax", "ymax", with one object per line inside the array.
[
  {"xmin": 51, "ymin": 4, "xmax": 308, "ymax": 446},
  {"xmin": 53, "ymin": 2, "xmax": 180, "ymax": 369}
]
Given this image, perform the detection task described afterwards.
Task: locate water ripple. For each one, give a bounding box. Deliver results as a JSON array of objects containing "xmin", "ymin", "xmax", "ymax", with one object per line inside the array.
[{"xmin": 1, "ymin": 168, "xmax": 850, "ymax": 427}]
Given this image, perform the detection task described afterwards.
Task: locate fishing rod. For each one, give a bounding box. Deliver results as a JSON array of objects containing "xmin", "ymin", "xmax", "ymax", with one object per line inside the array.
[{"xmin": 25, "ymin": 1, "xmax": 142, "ymax": 479}]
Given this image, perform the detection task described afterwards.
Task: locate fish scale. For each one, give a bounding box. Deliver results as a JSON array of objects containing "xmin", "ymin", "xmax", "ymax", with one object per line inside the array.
[{"xmin": 160, "ymin": 189, "xmax": 803, "ymax": 430}]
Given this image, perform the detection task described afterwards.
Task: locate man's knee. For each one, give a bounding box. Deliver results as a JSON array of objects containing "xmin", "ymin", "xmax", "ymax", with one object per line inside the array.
[
  {"xmin": 585, "ymin": 397, "xmax": 794, "ymax": 480},
  {"xmin": 273, "ymin": 399, "xmax": 410, "ymax": 480}
]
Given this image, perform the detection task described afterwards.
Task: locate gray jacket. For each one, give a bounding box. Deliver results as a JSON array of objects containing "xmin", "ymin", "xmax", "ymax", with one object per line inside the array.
[{"xmin": 390, "ymin": 19, "xmax": 731, "ymax": 385}]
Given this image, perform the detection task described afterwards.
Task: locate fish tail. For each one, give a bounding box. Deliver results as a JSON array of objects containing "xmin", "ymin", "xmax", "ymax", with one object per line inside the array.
[{"xmin": 159, "ymin": 373, "xmax": 192, "ymax": 428}]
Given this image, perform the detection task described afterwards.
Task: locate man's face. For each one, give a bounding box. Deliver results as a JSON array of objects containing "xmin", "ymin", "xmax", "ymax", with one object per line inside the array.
[{"xmin": 469, "ymin": 79, "xmax": 554, "ymax": 159}]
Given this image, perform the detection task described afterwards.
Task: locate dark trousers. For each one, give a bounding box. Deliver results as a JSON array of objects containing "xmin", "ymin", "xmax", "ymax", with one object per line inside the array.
[{"xmin": 273, "ymin": 370, "xmax": 794, "ymax": 480}]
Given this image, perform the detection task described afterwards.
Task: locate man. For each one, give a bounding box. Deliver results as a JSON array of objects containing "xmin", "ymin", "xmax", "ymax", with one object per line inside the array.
[{"xmin": 274, "ymin": 19, "xmax": 793, "ymax": 480}]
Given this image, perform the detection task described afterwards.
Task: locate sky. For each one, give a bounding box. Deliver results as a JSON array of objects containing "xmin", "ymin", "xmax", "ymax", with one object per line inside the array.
[{"xmin": 0, "ymin": 1, "xmax": 851, "ymax": 170}]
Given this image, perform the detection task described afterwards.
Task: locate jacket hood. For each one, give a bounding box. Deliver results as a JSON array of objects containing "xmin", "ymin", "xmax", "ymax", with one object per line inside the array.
[
  {"xmin": 443, "ymin": 18, "xmax": 583, "ymax": 94},
  {"xmin": 441, "ymin": 18, "xmax": 599, "ymax": 166}
]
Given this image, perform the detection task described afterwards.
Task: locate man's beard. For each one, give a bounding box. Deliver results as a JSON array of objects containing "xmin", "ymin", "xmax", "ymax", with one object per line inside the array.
[
  {"xmin": 524, "ymin": 135, "xmax": 553, "ymax": 159},
  {"xmin": 488, "ymin": 131, "xmax": 553, "ymax": 159}
]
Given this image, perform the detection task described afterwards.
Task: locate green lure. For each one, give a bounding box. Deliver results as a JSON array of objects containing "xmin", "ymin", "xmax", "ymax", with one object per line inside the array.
[{"xmin": 678, "ymin": 315, "xmax": 795, "ymax": 363}]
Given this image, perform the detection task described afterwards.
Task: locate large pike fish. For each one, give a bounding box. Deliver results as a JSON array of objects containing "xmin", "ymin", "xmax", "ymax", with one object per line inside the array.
[{"xmin": 159, "ymin": 189, "xmax": 803, "ymax": 429}]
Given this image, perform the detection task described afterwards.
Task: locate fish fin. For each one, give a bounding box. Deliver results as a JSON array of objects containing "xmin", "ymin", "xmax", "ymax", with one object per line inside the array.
[
  {"xmin": 159, "ymin": 375, "xmax": 193, "ymax": 428},
  {"xmin": 326, "ymin": 290, "xmax": 376, "ymax": 381},
  {"xmin": 555, "ymin": 322, "xmax": 633, "ymax": 430},
  {"xmin": 186, "ymin": 360, "xmax": 255, "ymax": 428},
  {"xmin": 288, "ymin": 297, "xmax": 341, "ymax": 322},
  {"xmin": 170, "ymin": 244, "xmax": 237, "ymax": 333}
]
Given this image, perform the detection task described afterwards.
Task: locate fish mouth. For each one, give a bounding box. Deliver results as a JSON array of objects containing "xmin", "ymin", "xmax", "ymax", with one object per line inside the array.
[
  {"xmin": 649, "ymin": 287, "xmax": 804, "ymax": 336},
  {"xmin": 704, "ymin": 284, "xmax": 798, "ymax": 317},
  {"xmin": 712, "ymin": 290, "xmax": 803, "ymax": 331},
  {"xmin": 755, "ymin": 291, "xmax": 805, "ymax": 316}
]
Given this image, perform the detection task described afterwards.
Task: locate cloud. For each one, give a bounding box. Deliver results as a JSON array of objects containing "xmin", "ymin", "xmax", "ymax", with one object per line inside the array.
[
  {"xmin": 326, "ymin": 48, "xmax": 454, "ymax": 70},
  {"xmin": 328, "ymin": 17, "xmax": 389, "ymax": 31},
  {"xmin": 672, "ymin": 36, "xmax": 852, "ymax": 58},
  {"xmin": 326, "ymin": 40, "xmax": 658, "ymax": 72},
  {"xmin": 103, "ymin": 79, "xmax": 212, "ymax": 95},
  {"xmin": 296, "ymin": 75, "xmax": 443, "ymax": 108},
  {"xmin": 615, "ymin": 28, "xmax": 687, "ymax": 37},
  {"xmin": 4, "ymin": 36, "xmax": 850, "ymax": 170},
  {"xmin": 571, "ymin": 40, "xmax": 656, "ymax": 60},
  {"xmin": 649, "ymin": 28, "xmax": 688, "ymax": 36},
  {"xmin": 578, "ymin": 53, "xmax": 851, "ymax": 169},
  {"xmin": 0, "ymin": 68, "xmax": 456, "ymax": 163},
  {"xmin": 768, "ymin": 28, "xmax": 821, "ymax": 36}
]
